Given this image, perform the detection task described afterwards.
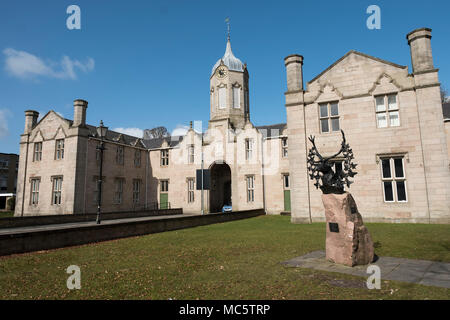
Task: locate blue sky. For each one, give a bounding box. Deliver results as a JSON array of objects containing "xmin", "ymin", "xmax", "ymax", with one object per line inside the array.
[{"xmin": 1, "ymin": 0, "xmax": 449, "ymax": 153}]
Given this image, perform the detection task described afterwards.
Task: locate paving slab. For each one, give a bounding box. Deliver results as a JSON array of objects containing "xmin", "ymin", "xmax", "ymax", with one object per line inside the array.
[{"xmin": 282, "ymin": 250, "xmax": 450, "ymax": 289}]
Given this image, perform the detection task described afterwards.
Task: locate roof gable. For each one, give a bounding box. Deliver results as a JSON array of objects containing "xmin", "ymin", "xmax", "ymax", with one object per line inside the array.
[{"xmin": 308, "ymin": 50, "xmax": 408, "ymax": 85}]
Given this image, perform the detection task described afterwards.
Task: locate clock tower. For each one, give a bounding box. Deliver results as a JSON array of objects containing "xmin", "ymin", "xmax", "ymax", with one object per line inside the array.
[{"xmin": 210, "ymin": 36, "xmax": 249, "ymax": 129}]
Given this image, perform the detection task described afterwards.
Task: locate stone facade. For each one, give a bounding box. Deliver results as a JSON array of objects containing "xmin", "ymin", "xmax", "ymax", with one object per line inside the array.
[
  {"xmin": 14, "ymin": 28, "xmax": 450, "ymax": 223},
  {"xmin": 285, "ymin": 28, "xmax": 450, "ymax": 224}
]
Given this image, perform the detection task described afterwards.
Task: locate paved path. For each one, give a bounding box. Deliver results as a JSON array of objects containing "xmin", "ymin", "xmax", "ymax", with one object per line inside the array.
[
  {"xmin": 0, "ymin": 213, "xmax": 195, "ymax": 236},
  {"xmin": 282, "ymin": 251, "xmax": 450, "ymax": 289}
]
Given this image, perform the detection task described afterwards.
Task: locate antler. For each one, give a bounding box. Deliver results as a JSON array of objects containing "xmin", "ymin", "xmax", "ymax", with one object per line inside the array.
[
  {"xmin": 324, "ymin": 130, "xmax": 346, "ymax": 161},
  {"xmin": 308, "ymin": 135, "xmax": 324, "ymax": 161}
]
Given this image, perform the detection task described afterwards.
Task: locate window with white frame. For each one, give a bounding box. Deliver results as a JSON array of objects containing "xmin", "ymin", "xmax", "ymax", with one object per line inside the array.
[
  {"xmin": 246, "ymin": 175, "xmax": 255, "ymax": 202},
  {"xmin": 281, "ymin": 137, "xmax": 288, "ymax": 158},
  {"xmin": 245, "ymin": 138, "xmax": 253, "ymax": 160},
  {"xmin": 218, "ymin": 87, "xmax": 227, "ymax": 109},
  {"xmin": 116, "ymin": 146, "xmax": 124, "ymax": 165},
  {"xmin": 380, "ymin": 157, "xmax": 407, "ymax": 202},
  {"xmin": 187, "ymin": 178, "xmax": 195, "ymax": 203},
  {"xmin": 114, "ymin": 178, "xmax": 124, "ymax": 204},
  {"xmin": 34, "ymin": 142, "xmax": 42, "ymax": 161},
  {"xmin": 233, "ymin": 87, "xmax": 240, "ymax": 108},
  {"xmin": 55, "ymin": 139, "xmax": 64, "ymax": 160},
  {"xmin": 30, "ymin": 178, "xmax": 40, "ymax": 205},
  {"xmin": 319, "ymin": 102, "xmax": 340, "ymax": 133},
  {"xmin": 188, "ymin": 145, "xmax": 194, "ymax": 164},
  {"xmin": 375, "ymin": 94, "xmax": 399, "ymax": 128},
  {"xmin": 51, "ymin": 176, "xmax": 63, "ymax": 205},
  {"xmin": 133, "ymin": 179, "xmax": 141, "ymax": 204},
  {"xmin": 134, "ymin": 149, "xmax": 141, "ymax": 167}
]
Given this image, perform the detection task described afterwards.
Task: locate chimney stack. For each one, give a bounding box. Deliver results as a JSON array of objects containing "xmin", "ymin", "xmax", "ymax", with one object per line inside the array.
[
  {"xmin": 24, "ymin": 110, "xmax": 39, "ymax": 134},
  {"xmin": 407, "ymin": 28, "xmax": 434, "ymax": 74},
  {"xmin": 73, "ymin": 99, "xmax": 88, "ymax": 127},
  {"xmin": 284, "ymin": 54, "xmax": 304, "ymax": 92}
]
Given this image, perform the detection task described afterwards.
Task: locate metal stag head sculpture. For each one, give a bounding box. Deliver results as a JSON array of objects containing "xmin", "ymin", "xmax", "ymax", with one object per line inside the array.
[{"xmin": 307, "ymin": 130, "xmax": 357, "ymax": 194}]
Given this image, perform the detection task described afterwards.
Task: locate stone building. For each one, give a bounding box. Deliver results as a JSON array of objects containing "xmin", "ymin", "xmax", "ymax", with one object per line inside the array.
[
  {"xmin": 0, "ymin": 153, "xmax": 18, "ymax": 210},
  {"xmin": 15, "ymin": 37, "xmax": 290, "ymax": 217},
  {"xmin": 14, "ymin": 27, "xmax": 450, "ymax": 223},
  {"xmin": 285, "ymin": 28, "xmax": 450, "ymax": 223}
]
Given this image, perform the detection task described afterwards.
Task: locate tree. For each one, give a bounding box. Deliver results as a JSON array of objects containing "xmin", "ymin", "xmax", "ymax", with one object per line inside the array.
[{"xmin": 143, "ymin": 126, "xmax": 169, "ymax": 139}]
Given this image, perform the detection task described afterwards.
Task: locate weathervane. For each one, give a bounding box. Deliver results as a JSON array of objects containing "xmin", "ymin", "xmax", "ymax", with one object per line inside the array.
[
  {"xmin": 225, "ymin": 17, "xmax": 230, "ymax": 40},
  {"xmin": 307, "ymin": 130, "xmax": 357, "ymax": 194}
]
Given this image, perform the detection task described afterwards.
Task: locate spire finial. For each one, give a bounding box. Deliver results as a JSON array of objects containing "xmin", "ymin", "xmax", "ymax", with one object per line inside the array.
[{"xmin": 225, "ymin": 17, "xmax": 230, "ymax": 41}]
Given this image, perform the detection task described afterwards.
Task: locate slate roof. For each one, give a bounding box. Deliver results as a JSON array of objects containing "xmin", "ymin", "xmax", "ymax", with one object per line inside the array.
[
  {"xmin": 443, "ymin": 102, "xmax": 450, "ymax": 119},
  {"xmin": 256, "ymin": 123, "xmax": 287, "ymax": 138}
]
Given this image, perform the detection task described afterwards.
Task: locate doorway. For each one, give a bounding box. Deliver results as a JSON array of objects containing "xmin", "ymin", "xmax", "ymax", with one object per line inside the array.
[{"xmin": 209, "ymin": 162, "xmax": 231, "ymax": 213}]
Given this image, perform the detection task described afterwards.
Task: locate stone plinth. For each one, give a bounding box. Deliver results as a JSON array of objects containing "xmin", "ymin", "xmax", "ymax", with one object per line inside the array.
[{"xmin": 322, "ymin": 192, "xmax": 374, "ymax": 267}]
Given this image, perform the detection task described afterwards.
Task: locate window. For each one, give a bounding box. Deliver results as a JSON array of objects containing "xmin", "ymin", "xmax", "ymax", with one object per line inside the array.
[
  {"xmin": 283, "ymin": 174, "xmax": 290, "ymax": 189},
  {"xmin": 187, "ymin": 178, "xmax": 195, "ymax": 203},
  {"xmin": 55, "ymin": 139, "xmax": 64, "ymax": 160},
  {"xmin": 233, "ymin": 87, "xmax": 240, "ymax": 108},
  {"xmin": 33, "ymin": 142, "xmax": 42, "ymax": 161},
  {"xmin": 134, "ymin": 149, "xmax": 141, "ymax": 167},
  {"xmin": 281, "ymin": 138, "xmax": 288, "ymax": 158},
  {"xmin": 114, "ymin": 178, "xmax": 124, "ymax": 204},
  {"xmin": 0, "ymin": 175, "xmax": 7, "ymax": 191},
  {"xmin": 116, "ymin": 146, "xmax": 124, "ymax": 165},
  {"xmin": 0, "ymin": 160, "xmax": 9, "ymax": 169},
  {"xmin": 319, "ymin": 102, "xmax": 340, "ymax": 133},
  {"xmin": 218, "ymin": 87, "xmax": 227, "ymax": 109},
  {"xmin": 245, "ymin": 138, "xmax": 253, "ymax": 160},
  {"xmin": 375, "ymin": 94, "xmax": 399, "ymax": 128},
  {"xmin": 161, "ymin": 149, "xmax": 169, "ymax": 166},
  {"xmin": 133, "ymin": 179, "xmax": 141, "ymax": 204},
  {"xmin": 188, "ymin": 145, "xmax": 195, "ymax": 164},
  {"xmin": 160, "ymin": 180, "xmax": 169, "ymax": 192},
  {"xmin": 52, "ymin": 177, "xmax": 63, "ymax": 205},
  {"xmin": 380, "ymin": 157, "xmax": 407, "ymax": 202},
  {"xmin": 246, "ymin": 175, "xmax": 255, "ymax": 202},
  {"xmin": 30, "ymin": 178, "xmax": 40, "ymax": 205}
]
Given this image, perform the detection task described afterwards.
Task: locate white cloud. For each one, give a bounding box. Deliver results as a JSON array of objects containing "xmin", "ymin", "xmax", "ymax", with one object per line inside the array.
[
  {"xmin": 171, "ymin": 125, "xmax": 190, "ymax": 137},
  {"xmin": 112, "ymin": 127, "xmax": 144, "ymax": 138},
  {"xmin": 3, "ymin": 48, "xmax": 94, "ymax": 80},
  {"xmin": 0, "ymin": 109, "xmax": 11, "ymax": 139},
  {"xmin": 171, "ymin": 123, "xmax": 202, "ymax": 137}
]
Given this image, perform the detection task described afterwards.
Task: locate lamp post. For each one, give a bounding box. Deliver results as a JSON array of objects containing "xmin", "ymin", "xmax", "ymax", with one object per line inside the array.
[{"xmin": 96, "ymin": 120, "xmax": 108, "ymax": 224}]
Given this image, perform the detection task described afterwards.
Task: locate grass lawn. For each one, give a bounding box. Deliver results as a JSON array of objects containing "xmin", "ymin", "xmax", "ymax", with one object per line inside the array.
[
  {"xmin": 0, "ymin": 211, "xmax": 14, "ymax": 218},
  {"xmin": 0, "ymin": 215, "xmax": 449, "ymax": 300}
]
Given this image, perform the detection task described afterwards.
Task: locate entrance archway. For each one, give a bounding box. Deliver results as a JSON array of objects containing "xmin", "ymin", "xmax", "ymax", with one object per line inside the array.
[{"xmin": 209, "ymin": 162, "xmax": 231, "ymax": 213}]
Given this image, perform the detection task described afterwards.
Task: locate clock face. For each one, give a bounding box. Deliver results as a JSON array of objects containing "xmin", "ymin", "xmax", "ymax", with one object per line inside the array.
[{"xmin": 216, "ymin": 66, "xmax": 227, "ymax": 79}]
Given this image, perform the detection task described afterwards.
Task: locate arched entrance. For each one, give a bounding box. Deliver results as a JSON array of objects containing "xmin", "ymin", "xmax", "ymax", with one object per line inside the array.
[{"xmin": 209, "ymin": 162, "xmax": 231, "ymax": 213}]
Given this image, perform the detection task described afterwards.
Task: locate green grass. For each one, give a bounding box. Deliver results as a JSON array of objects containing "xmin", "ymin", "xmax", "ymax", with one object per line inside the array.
[
  {"xmin": 0, "ymin": 211, "xmax": 14, "ymax": 218},
  {"xmin": 0, "ymin": 216, "xmax": 449, "ymax": 300}
]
